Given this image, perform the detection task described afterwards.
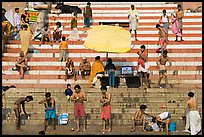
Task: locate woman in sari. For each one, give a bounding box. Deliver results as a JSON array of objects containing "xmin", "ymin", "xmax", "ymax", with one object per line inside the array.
[{"xmin": 171, "ymin": 12, "xmax": 182, "ymax": 38}]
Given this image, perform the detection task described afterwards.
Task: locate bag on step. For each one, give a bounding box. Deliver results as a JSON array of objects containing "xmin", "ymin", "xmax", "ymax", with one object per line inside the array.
[{"xmin": 58, "ymin": 113, "xmax": 69, "ymax": 125}]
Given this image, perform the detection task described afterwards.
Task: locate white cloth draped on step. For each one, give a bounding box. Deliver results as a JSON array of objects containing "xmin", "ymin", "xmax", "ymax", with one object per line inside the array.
[{"xmin": 68, "ymin": 28, "xmax": 80, "ymax": 41}]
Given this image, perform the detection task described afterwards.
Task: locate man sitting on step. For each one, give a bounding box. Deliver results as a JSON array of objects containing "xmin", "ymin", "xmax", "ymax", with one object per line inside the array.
[
  {"xmin": 12, "ymin": 51, "xmax": 29, "ymax": 79},
  {"xmin": 131, "ymin": 104, "xmax": 147, "ymax": 132},
  {"xmin": 89, "ymin": 56, "xmax": 105, "ymax": 88}
]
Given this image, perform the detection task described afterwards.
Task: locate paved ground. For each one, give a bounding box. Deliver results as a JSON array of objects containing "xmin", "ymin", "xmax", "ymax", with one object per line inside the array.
[{"xmin": 2, "ymin": 122, "xmax": 201, "ymax": 135}]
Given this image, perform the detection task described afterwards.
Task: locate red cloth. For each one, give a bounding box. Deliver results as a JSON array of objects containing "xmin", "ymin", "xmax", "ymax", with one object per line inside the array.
[
  {"xmin": 74, "ymin": 103, "xmax": 85, "ymax": 117},
  {"xmin": 138, "ymin": 50, "xmax": 147, "ymax": 69},
  {"xmin": 100, "ymin": 104, "xmax": 111, "ymax": 120}
]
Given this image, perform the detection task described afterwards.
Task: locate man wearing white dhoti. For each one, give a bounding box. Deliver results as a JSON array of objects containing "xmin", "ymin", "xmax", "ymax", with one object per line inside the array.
[
  {"xmin": 185, "ymin": 91, "xmax": 201, "ymax": 135},
  {"xmin": 128, "ymin": 5, "xmax": 139, "ymax": 41}
]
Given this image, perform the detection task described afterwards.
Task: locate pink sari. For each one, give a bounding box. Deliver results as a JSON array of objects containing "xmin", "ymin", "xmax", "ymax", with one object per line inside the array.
[{"xmin": 171, "ymin": 15, "xmax": 182, "ymax": 36}]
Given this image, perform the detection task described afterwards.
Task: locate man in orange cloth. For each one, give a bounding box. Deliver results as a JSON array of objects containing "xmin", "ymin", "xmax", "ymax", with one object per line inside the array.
[
  {"xmin": 89, "ymin": 56, "xmax": 105, "ymax": 88},
  {"xmin": 100, "ymin": 86, "xmax": 111, "ymax": 133}
]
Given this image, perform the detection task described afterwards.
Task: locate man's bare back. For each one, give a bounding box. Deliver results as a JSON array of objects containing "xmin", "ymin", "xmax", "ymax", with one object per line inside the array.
[
  {"xmin": 187, "ymin": 98, "xmax": 197, "ymax": 111},
  {"xmin": 14, "ymin": 97, "xmax": 26, "ymax": 107}
]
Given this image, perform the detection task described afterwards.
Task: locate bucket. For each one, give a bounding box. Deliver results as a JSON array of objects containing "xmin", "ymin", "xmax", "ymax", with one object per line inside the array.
[{"xmin": 168, "ymin": 122, "xmax": 176, "ymax": 132}]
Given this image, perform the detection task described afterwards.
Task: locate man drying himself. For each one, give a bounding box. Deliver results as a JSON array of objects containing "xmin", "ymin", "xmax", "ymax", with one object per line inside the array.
[
  {"xmin": 13, "ymin": 95, "xmax": 33, "ymax": 130},
  {"xmin": 39, "ymin": 92, "xmax": 56, "ymax": 132},
  {"xmin": 71, "ymin": 85, "xmax": 87, "ymax": 132},
  {"xmin": 185, "ymin": 91, "xmax": 201, "ymax": 135},
  {"xmin": 100, "ymin": 86, "xmax": 111, "ymax": 132}
]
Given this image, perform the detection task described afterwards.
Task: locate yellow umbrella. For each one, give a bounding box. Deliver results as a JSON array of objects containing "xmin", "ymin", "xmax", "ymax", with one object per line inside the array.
[{"xmin": 84, "ymin": 25, "xmax": 131, "ymax": 53}]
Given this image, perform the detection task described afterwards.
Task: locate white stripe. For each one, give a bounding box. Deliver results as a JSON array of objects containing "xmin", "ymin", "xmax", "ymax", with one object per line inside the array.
[
  {"xmin": 2, "ymin": 70, "xmax": 202, "ymax": 76},
  {"xmin": 6, "ymin": 44, "xmax": 202, "ymax": 50},
  {"xmin": 63, "ymin": 2, "xmax": 173, "ymax": 6},
  {"xmin": 49, "ymin": 18, "xmax": 202, "ymax": 23},
  {"xmin": 2, "ymin": 60, "xmax": 202, "ymax": 67},
  {"xmin": 3, "ymin": 52, "xmax": 202, "ymax": 59},
  {"xmin": 49, "ymin": 13, "xmax": 202, "ymax": 17},
  {"xmin": 2, "ymin": 79, "xmax": 201, "ymax": 84},
  {"xmin": 49, "ymin": 25, "xmax": 202, "ymax": 28},
  {"xmin": 49, "ymin": 30, "xmax": 202, "ymax": 34}
]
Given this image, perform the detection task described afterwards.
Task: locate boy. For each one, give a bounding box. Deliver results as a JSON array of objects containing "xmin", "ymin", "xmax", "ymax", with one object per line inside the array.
[
  {"xmin": 100, "ymin": 86, "xmax": 111, "ymax": 132},
  {"xmin": 59, "ymin": 36, "xmax": 68, "ymax": 62},
  {"xmin": 64, "ymin": 83, "xmax": 73, "ymax": 101}
]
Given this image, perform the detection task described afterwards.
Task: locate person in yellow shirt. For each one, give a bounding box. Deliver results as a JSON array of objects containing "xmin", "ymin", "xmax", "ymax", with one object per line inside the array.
[
  {"xmin": 59, "ymin": 36, "xmax": 68, "ymax": 62},
  {"xmin": 89, "ymin": 56, "xmax": 105, "ymax": 88}
]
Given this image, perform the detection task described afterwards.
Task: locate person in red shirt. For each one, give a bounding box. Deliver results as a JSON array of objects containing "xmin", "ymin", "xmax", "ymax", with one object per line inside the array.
[{"xmin": 137, "ymin": 45, "xmax": 148, "ymax": 88}]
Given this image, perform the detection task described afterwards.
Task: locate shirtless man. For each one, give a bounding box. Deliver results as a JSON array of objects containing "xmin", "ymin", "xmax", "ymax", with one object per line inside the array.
[
  {"xmin": 156, "ymin": 24, "xmax": 168, "ymax": 53},
  {"xmin": 185, "ymin": 91, "xmax": 201, "ymax": 135},
  {"xmin": 13, "ymin": 51, "xmax": 29, "ymax": 79},
  {"xmin": 131, "ymin": 104, "xmax": 147, "ymax": 132},
  {"xmin": 175, "ymin": 4, "xmax": 184, "ymax": 41},
  {"xmin": 39, "ymin": 92, "xmax": 56, "ymax": 132},
  {"xmin": 71, "ymin": 85, "xmax": 87, "ymax": 132},
  {"xmin": 156, "ymin": 50, "xmax": 172, "ymax": 88},
  {"xmin": 100, "ymin": 86, "xmax": 111, "ymax": 132},
  {"xmin": 13, "ymin": 96, "xmax": 33, "ymax": 130}
]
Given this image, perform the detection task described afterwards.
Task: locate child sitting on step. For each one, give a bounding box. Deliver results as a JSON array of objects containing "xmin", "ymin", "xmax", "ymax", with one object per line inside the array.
[{"xmin": 64, "ymin": 83, "xmax": 73, "ymax": 101}]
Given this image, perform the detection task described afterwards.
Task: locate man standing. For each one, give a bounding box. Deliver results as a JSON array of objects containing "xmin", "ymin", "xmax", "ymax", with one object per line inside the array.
[
  {"xmin": 83, "ymin": 2, "xmax": 92, "ymax": 28},
  {"xmin": 79, "ymin": 56, "xmax": 91, "ymax": 79},
  {"xmin": 13, "ymin": 96, "xmax": 33, "ymax": 130},
  {"xmin": 156, "ymin": 50, "xmax": 172, "ymax": 88},
  {"xmin": 128, "ymin": 5, "xmax": 139, "ymax": 41},
  {"xmin": 156, "ymin": 24, "xmax": 168, "ymax": 53},
  {"xmin": 71, "ymin": 85, "xmax": 87, "ymax": 132},
  {"xmin": 14, "ymin": 8, "xmax": 21, "ymax": 40},
  {"xmin": 175, "ymin": 4, "xmax": 184, "ymax": 41},
  {"xmin": 89, "ymin": 56, "xmax": 105, "ymax": 88},
  {"xmin": 137, "ymin": 45, "xmax": 148, "ymax": 88},
  {"xmin": 100, "ymin": 86, "xmax": 111, "ymax": 133},
  {"xmin": 39, "ymin": 92, "xmax": 57, "ymax": 132},
  {"xmin": 185, "ymin": 91, "xmax": 201, "ymax": 135},
  {"xmin": 59, "ymin": 36, "xmax": 68, "ymax": 62}
]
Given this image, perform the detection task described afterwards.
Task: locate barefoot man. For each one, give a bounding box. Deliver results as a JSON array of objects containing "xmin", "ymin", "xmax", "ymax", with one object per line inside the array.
[
  {"xmin": 156, "ymin": 24, "xmax": 168, "ymax": 53},
  {"xmin": 71, "ymin": 84, "xmax": 87, "ymax": 132},
  {"xmin": 185, "ymin": 91, "xmax": 201, "ymax": 135},
  {"xmin": 39, "ymin": 92, "xmax": 56, "ymax": 132},
  {"xmin": 13, "ymin": 96, "xmax": 33, "ymax": 130},
  {"xmin": 156, "ymin": 50, "xmax": 172, "ymax": 88},
  {"xmin": 100, "ymin": 86, "xmax": 111, "ymax": 133}
]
